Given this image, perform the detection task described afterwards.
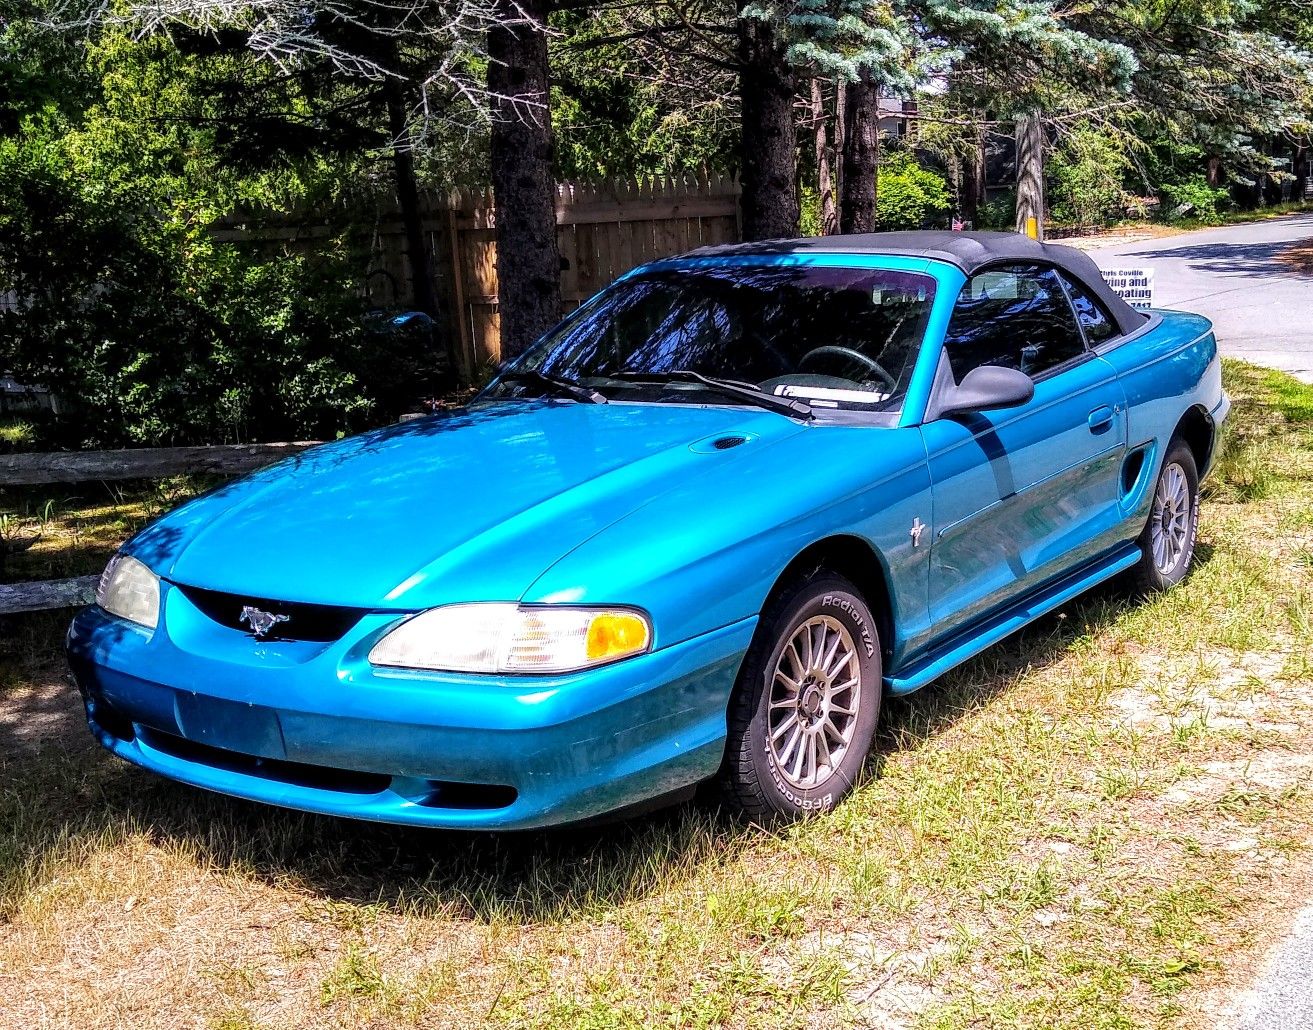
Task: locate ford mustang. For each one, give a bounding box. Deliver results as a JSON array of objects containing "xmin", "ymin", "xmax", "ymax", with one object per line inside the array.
[{"xmin": 67, "ymin": 231, "xmax": 1230, "ymax": 829}]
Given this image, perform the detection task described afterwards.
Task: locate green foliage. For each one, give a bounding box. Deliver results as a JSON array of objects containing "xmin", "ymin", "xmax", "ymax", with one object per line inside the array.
[
  {"xmin": 798, "ymin": 185, "xmax": 824, "ymax": 237},
  {"xmin": 977, "ymin": 190, "xmax": 1017, "ymax": 231},
  {"xmin": 0, "ymin": 137, "xmax": 373, "ymax": 448},
  {"xmin": 0, "ymin": 27, "xmax": 411, "ymax": 448},
  {"xmin": 550, "ymin": 9, "xmax": 736, "ymax": 179},
  {"xmin": 1160, "ymin": 175, "xmax": 1233, "ymax": 221},
  {"xmin": 1047, "ymin": 124, "xmax": 1133, "ymax": 226},
  {"xmin": 874, "ymin": 152, "xmax": 951, "ymax": 230}
]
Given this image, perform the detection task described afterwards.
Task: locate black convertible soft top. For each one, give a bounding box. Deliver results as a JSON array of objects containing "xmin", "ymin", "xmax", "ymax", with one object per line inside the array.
[{"xmin": 686, "ymin": 231, "xmax": 1146, "ymax": 337}]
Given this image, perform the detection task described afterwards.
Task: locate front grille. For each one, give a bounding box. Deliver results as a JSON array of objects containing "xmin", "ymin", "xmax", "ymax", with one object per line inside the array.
[{"xmin": 175, "ymin": 583, "xmax": 367, "ymax": 642}]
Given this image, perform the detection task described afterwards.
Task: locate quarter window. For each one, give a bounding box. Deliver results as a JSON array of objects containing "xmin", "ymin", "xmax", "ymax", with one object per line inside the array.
[
  {"xmin": 1057, "ymin": 270, "xmax": 1119, "ymax": 346},
  {"xmin": 943, "ymin": 265, "xmax": 1086, "ymax": 382}
]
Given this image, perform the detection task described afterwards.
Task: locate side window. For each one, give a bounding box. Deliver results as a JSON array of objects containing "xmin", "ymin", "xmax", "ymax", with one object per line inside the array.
[
  {"xmin": 1057, "ymin": 270, "xmax": 1119, "ymax": 346},
  {"xmin": 943, "ymin": 264, "xmax": 1086, "ymax": 382}
]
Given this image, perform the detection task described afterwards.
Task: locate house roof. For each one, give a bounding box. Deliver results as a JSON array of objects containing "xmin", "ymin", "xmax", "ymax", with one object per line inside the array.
[{"xmin": 686, "ymin": 231, "xmax": 1146, "ymax": 335}]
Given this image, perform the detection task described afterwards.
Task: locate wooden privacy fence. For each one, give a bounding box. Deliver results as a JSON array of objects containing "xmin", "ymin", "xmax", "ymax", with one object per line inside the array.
[
  {"xmin": 448, "ymin": 175, "xmax": 742, "ymax": 371},
  {"xmin": 0, "ymin": 443, "xmax": 319, "ymax": 614},
  {"xmin": 214, "ymin": 173, "xmax": 743, "ymax": 380}
]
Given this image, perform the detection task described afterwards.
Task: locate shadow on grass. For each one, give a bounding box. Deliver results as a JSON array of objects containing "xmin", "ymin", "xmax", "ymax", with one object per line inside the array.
[{"xmin": 0, "ymin": 575, "xmax": 1165, "ymax": 929}]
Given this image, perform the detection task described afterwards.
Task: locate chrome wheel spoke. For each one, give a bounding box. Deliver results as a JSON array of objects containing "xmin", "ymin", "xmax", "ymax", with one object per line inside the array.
[
  {"xmin": 819, "ymin": 633, "xmax": 843, "ymax": 678},
  {"xmin": 816, "ymin": 727, "xmax": 832, "ymax": 770},
  {"xmin": 824, "ymin": 645, "xmax": 855, "ymax": 680},
  {"xmin": 773, "ymin": 669, "xmax": 801, "ymax": 694},
  {"xmin": 771, "ymin": 713, "xmax": 799, "ymax": 741},
  {"xmin": 785, "ymin": 641, "xmax": 805, "ymax": 678},
  {"xmin": 790, "ymin": 731, "xmax": 808, "ymax": 782},
  {"xmin": 779, "ymin": 724, "xmax": 803, "ymax": 766}
]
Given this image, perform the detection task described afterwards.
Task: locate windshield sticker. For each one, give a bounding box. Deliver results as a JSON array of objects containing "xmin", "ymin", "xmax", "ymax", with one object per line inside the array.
[{"xmin": 774, "ymin": 385, "xmax": 891, "ymax": 405}]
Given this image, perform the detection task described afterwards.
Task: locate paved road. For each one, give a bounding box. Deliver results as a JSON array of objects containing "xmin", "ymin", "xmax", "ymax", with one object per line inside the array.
[
  {"xmin": 1090, "ymin": 215, "xmax": 1313, "ymax": 1027},
  {"xmin": 1088, "ymin": 214, "xmax": 1313, "ymax": 382},
  {"xmin": 1232, "ymin": 904, "xmax": 1313, "ymax": 1029}
]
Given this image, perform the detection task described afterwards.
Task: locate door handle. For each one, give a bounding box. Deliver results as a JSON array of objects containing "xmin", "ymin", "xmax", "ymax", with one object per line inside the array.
[{"xmin": 1087, "ymin": 405, "xmax": 1115, "ymax": 433}]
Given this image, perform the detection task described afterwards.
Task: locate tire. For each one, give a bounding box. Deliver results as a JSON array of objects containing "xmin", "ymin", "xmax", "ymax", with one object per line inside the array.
[
  {"xmin": 717, "ymin": 571, "xmax": 882, "ymax": 822},
  {"xmin": 1131, "ymin": 440, "xmax": 1200, "ymax": 594}
]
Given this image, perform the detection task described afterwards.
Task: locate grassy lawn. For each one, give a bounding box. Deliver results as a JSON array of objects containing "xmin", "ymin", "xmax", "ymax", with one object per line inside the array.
[
  {"xmin": 1055, "ymin": 202, "xmax": 1313, "ymax": 250},
  {"xmin": 0, "ymin": 477, "xmax": 213, "ymax": 581},
  {"xmin": 2, "ymin": 360, "xmax": 1312, "ymax": 1028}
]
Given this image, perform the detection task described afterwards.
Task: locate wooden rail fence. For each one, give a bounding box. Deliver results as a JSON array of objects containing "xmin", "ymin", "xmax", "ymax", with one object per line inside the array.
[{"xmin": 1, "ymin": 443, "xmax": 321, "ymax": 614}]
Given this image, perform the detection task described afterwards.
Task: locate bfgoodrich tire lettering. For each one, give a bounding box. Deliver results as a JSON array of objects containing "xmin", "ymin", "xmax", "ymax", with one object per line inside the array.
[{"xmin": 717, "ymin": 572, "xmax": 881, "ymax": 821}]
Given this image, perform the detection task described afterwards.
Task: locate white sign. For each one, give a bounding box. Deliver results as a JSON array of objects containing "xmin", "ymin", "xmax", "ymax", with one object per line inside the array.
[{"xmin": 1100, "ymin": 267, "xmax": 1155, "ymax": 309}]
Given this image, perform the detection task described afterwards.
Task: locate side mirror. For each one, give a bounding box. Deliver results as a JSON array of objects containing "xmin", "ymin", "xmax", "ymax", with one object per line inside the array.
[{"xmin": 938, "ymin": 365, "xmax": 1034, "ymax": 419}]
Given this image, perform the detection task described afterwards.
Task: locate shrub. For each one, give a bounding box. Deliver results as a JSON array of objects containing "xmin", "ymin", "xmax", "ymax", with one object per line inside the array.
[
  {"xmin": 1160, "ymin": 175, "xmax": 1232, "ymax": 221},
  {"xmin": 799, "ymin": 185, "xmax": 824, "ymax": 237},
  {"xmin": 976, "ymin": 190, "xmax": 1017, "ymax": 231},
  {"xmin": 1047, "ymin": 126, "xmax": 1132, "ymax": 227},
  {"xmin": 0, "ymin": 139, "xmax": 375, "ymax": 448},
  {"xmin": 875, "ymin": 153, "xmax": 952, "ymax": 230}
]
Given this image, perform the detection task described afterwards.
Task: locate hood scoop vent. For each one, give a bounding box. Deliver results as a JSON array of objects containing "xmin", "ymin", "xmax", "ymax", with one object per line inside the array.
[{"xmin": 690, "ymin": 432, "xmax": 756, "ymax": 455}]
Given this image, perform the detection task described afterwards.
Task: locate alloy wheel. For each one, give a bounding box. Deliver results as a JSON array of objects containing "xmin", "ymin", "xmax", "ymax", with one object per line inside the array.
[
  {"xmin": 1150, "ymin": 460, "xmax": 1192, "ymax": 575},
  {"xmin": 766, "ymin": 615, "xmax": 863, "ymax": 790}
]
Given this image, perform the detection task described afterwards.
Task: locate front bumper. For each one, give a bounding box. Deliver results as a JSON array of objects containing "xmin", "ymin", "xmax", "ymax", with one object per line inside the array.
[{"xmin": 66, "ymin": 590, "xmax": 754, "ymax": 830}]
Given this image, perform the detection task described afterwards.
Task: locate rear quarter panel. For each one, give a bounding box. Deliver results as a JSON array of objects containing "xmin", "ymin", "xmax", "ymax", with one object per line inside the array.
[{"xmin": 1097, "ymin": 310, "xmax": 1224, "ymax": 531}]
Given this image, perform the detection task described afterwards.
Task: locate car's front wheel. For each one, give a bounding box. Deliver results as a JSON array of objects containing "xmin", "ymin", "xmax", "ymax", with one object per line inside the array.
[
  {"xmin": 1131, "ymin": 440, "xmax": 1200, "ymax": 593},
  {"xmin": 717, "ymin": 572, "xmax": 881, "ymax": 821}
]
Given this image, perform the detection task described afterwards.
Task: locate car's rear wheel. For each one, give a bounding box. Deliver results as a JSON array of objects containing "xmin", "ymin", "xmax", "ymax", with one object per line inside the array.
[
  {"xmin": 717, "ymin": 572, "xmax": 881, "ymax": 821},
  {"xmin": 1131, "ymin": 440, "xmax": 1200, "ymax": 594}
]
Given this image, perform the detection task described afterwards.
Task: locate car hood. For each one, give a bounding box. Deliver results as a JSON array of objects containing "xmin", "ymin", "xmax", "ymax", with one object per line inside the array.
[{"xmin": 127, "ymin": 400, "xmax": 806, "ymax": 609}]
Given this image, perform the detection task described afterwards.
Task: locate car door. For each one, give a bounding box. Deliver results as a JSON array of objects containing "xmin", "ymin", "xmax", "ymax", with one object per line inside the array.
[{"xmin": 920, "ymin": 263, "xmax": 1128, "ymax": 640}]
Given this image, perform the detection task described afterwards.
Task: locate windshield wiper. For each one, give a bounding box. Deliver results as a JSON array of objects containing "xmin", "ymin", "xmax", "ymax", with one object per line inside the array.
[
  {"xmin": 610, "ymin": 369, "xmax": 813, "ymax": 420},
  {"xmin": 497, "ymin": 369, "xmax": 607, "ymax": 404}
]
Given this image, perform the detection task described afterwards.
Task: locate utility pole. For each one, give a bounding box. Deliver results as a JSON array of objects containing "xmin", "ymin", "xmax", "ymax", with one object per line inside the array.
[{"xmin": 1014, "ymin": 111, "xmax": 1044, "ymax": 240}]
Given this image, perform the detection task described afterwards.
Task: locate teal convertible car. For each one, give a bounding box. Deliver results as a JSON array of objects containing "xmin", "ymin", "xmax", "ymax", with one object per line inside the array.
[{"xmin": 68, "ymin": 232, "xmax": 1229, "ymax": 828}]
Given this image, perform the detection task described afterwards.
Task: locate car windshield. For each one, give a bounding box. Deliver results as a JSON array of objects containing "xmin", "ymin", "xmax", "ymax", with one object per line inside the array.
[{"xmin": 486, "ymin": 264, "xmax": 937, "ymax": 417}]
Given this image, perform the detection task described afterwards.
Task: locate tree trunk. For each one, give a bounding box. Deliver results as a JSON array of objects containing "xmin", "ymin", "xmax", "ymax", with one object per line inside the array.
[
  {"xmin": 839, "ymin": 73, "xmax": 879, "ymax": 234},
  {"xmin": 1014, "ymin": 111, "xmax": 1044, "ymax": 240},
  {"xmin": 383, "ymin": 77, "xmax": 439, "ymax": 320},
  {"xmin": 834, "ymin": 79, "xmax": 845, "ymax": 205},
  {"xmin": 488, "ymin": 0, "xmax": 561, "ymax": 360},
  {"xmin": 1206, "ymin": 155, "xmax": 1222, "ymax": 188},
  {"xmin": 737, "ymin": 12, "xmax": 798, "ymax": 240},
  {"xmin": 811, "ymin": 79, "xmax": 837, "ymax": 235},
  {"xmin": 961, "ymin": 122, "xmax": 986, "ymax": 227}
]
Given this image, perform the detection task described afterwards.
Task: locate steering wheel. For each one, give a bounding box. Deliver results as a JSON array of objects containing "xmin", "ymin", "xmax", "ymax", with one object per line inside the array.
[{"xmin": 798, "ymin": 346, "xmax": 897, "ymax": 391}]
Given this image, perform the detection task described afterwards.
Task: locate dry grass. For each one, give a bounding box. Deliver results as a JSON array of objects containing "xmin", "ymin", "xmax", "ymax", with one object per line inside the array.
[
  {"xmin": 2, "ymin": 360, "xmax": 1313, "ymax": 1028},
  {"xmin": 1056, "ymin": 223, "xmax": 1187, "ymax": 251},
  {"xmin": 0, "ymin": 477, "xmax": 212, "ymax": 581}
]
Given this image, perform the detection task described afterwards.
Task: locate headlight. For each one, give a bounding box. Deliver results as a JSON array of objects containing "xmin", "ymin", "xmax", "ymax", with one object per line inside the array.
[
  {"xmin": 368, "ymin": 603, "xmax": 652, "ymax": 674},
  {"xmin": 96, "ymin": 554, "xmax": 160, "ymax": 629}
]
